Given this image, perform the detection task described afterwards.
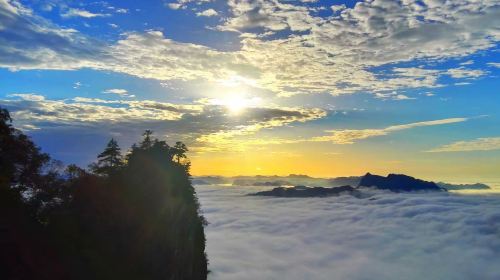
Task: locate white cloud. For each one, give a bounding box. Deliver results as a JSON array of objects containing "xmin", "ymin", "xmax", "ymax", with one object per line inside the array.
[
  {"xmin": 20, "ymin": 124, "xmax": 40, "ymax": 130},
  {"xmin": 331, "ymin": 4, "xmax": 346, "ymax": 13},
  {"xmin": 312, "ymin": 118, "xmax": 468, "ymax": 144},
  {"xmin": 61, "ymin": 8, "xmax": 110, "ymax": 18},
  {"xmin": 102, "ymin": 88, "xmax": 129, "ymax": 95},
  {"xmin": 7, "ymin": 93, "xmax": 45, "ymax": 101},
  {"xmin": 375, "ymin": 91, "xmax": 417, "ymax": 100},
  {"xmin": 0, "ymin": 0, "xmax": 499, "ymax": 97},
  {"xmin": 115, "ymin": 8, "xmax": 128, "ymax": 14},
  {"xmin": 196, "ymin": 9, "xmax": 218, "ymax": 17},
  {"xmin": 394, "ymin": 94, "xmax": 415, "ymax": 100},
  {"xmin": 446, "ymin": 68, "xmax": 485, "ymax": 79},
  {"xmin": 426, "ymin": 137, "xmax": 500, "ymax": 152},
  {"xmin": 167, "ymin": 3, "xmax": 183, "ymax": 10},
  {"xmin": 167, "ymin": 0, "xmax": 213, "ymax": 10},
  {"xmin": 488, "ymin": 62, "xmax": 500, "ymax": 68},
  {"xmin": 196, "ymin": 184, "xmax": 500, "ymax": 280},
  {"xmin": 191, "ymin": 116, "xmax": 471, "ymax": 151},
  {"xmin": 460, "ymin": 60, "xmax": 474, "ymax": 66},
  {"xmin": 102, "ymin": 31, "xmax": 238, "ymax": 82},
  {"xmin": 1, "ymin": 94, "xmax": 199, "ymax": 124}
]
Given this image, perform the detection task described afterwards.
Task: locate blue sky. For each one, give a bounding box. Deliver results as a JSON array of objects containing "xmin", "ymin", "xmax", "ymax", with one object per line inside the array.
[{"xmin": 0, "ymin": 0, "xmax": 499, "ymax": 180}]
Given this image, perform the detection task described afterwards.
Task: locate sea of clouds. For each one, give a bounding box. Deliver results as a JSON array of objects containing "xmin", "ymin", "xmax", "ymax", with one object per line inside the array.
[{"xmin": 195, "ymin": 185, "xmax": 500, "ymax": 280}]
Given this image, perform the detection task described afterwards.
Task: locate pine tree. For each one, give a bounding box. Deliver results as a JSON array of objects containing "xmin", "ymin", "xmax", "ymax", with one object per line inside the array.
[
  {"xmin": 91, "ymin": 138, "xmax": 123, "ymax": 176},
  {"xmin": 140, "ymin": 130, "xmax": 154, "ymax": 149},
  {"xmin": 173, "ymin": 141, "xmax": 188, "ymax": 164}
]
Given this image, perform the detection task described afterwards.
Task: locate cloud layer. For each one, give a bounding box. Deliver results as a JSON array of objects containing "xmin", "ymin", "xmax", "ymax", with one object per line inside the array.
[
  {"xmin": 0, "ymin": 94, "xmax": 326, "ymax": 152},
  {"xmin": 1, "ymin": 0, "xmax": 498, "ymax": 97},
  {"xmin": 196, "ymin": 184, "xmax": 500, "ymax": 280}
]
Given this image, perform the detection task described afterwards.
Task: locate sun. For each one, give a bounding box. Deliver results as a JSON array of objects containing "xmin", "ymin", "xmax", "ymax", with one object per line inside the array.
[
  {"xmin": 225, "ymin": 96, "xmax": 248, "ymax": 114},
  {"xmin": 210, "ymin": 94, "xmax": 261, "ymax": 115}
]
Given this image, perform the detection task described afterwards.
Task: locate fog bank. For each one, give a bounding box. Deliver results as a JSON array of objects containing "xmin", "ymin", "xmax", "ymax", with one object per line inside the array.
[{"xmin": 196, "ymin": 185, "xmax": 500, "ymax": 280}]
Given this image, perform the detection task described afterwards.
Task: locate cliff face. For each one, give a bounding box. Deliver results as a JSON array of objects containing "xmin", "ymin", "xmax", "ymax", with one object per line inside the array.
[{"xmin": 358, "ymin": 173, "xmax": 445, "ymax": 192}]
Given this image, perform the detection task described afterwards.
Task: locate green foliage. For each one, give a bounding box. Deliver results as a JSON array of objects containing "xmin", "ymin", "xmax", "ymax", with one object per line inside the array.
[{"xmin": 0, "ymin": 107, "xmax": 208, "ymax": 280}]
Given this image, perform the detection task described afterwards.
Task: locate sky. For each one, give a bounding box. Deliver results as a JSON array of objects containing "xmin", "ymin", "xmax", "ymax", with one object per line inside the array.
[{"xmin": 0, "ymin": 0, "xmax": 499, "ymax": 181}]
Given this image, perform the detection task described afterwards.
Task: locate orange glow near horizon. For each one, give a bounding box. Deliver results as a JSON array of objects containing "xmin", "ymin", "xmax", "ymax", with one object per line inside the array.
[{"xmin": 189, "ymin": 149, "xmax": 500, "ymax": 183}]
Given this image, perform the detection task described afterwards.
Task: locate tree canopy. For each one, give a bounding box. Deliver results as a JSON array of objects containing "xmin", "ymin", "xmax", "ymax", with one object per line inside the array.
[{"xmin": 0, "ymin": 107, "xmax": 208, "ymax": 280}]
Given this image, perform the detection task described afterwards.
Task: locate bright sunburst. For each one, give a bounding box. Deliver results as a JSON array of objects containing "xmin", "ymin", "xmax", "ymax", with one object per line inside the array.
[
  {"xmin": 210, "ymin": 94, "xmax": 262, "ymax": 115},
  {"xmin": 224, "ymin": 96, "xmax": 248, "ymax": 114}
]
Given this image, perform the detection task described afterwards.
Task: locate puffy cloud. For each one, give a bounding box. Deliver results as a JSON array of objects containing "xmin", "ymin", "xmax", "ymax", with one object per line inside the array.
[
  {"xmin": 394, "ymin": 94, "xmax": 415, "ymax": 100},
  {"xmin": 331, "ymin": 4, "xmax": 346, "ymax": 13},
  {"xmin": 196, "ymin": 184, "xmax": 500, "ymax": 280},
  {"xmin": 426, "ymin": 137, "xmax": 500, "ymax": 152},
  {"xmin": 102, "ymin": 31, "xmax": 244, "ymax": 82},
  {"xmin": 218, "ymin": 0, "xmax": 320, "ymax": 32},
  {"xmin": 375, "ymin": 91, "xmax": 417, "ymax": 100},
  {"xmin": 115, "ymin": 8, "xmax": 128, "ymax": 14},
  {"xmin": 166, "ymin": 0, "xmax": 213, "ymax": 10},
  {"xmin": 214, "ymin": 0, "xmax": 499, "ymax": 95},
  {"xmin": 446, "ymin": 68, "xmax": 486, "ymax": 79},
  {"xmin": 1, "ymin": 93, "xmax": 199, "ymax": 124},
  {"xmin": 167, "ymin": 3, "xmax": 183, "ymax": 10},
  {"xmin": 0, "ymin": 0, "xmax": 104, "ymax": 71},
  {"xmin": 312, "ymin": 118, "xmax": 468, "ymax": 144},
  {"xmin": 196, "ymin": 9, "xmax": 218, "ymax": 17}
]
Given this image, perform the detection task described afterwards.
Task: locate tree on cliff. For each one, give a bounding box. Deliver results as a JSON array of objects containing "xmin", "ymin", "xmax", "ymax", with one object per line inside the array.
[{"xmin": 0, "ymin": 107, "xmax": 208, "ymax": 280}]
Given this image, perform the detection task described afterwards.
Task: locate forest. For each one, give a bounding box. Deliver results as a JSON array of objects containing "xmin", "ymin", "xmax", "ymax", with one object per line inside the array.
[{"xmin": 0, "ymin": 107, "xmax": 208, "ymax": 280}]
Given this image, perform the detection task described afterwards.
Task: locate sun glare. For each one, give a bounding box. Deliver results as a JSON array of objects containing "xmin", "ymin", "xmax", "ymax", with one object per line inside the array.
[
  {"xmin": 225, "ymin": 96, "xmax": 248, "ymax": 114},
  {"xmin": 210, "ymin": 94, "xmax": 262, "ymax": 115}
]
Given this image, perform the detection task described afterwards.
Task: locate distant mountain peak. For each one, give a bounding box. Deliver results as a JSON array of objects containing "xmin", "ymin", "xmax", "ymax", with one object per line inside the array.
[{"xmin": 358, "ymin": 173, "xmax": 445, "ymax": 192}]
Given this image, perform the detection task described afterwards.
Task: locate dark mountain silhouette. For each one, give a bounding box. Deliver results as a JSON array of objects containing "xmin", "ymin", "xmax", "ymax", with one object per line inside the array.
[
  {"xmin": 231, "ymin": 176, "xmax": 331, "ymax": 187},
  {"xmin": 195, "ymin": 174, "xmax": 486, "ymax": 192},
  {"xmin": 192, "ymin": 179, "xmax": 211, "ymax": 185},
  {"xmin": 358, "ymin": 173, "xmax": 445, "ymax": 192},
  {"xmin": 0, "ymin": 107, "xmax": 207, "ymax": 280},
  {"xmin": 437, "ymin": 182, "xmax": 490, "ymax": 190},
  {"xmin": 327, "ymin": 176, "xmax": 362, "ymax": 187},
  {"xmin": 193, "ymin": 176, "xmax": 231, "ymax": 185},
  {"xmin": 252, "ymin": 173, "xmax": 448, "ymax": 198},
  {"xmin": 251, "ymin": 181, "xmax": 292, "ymax": 186},
  {"xmin": 252, "ymin": 185, "xmax": 361, "ymax": 198}
]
